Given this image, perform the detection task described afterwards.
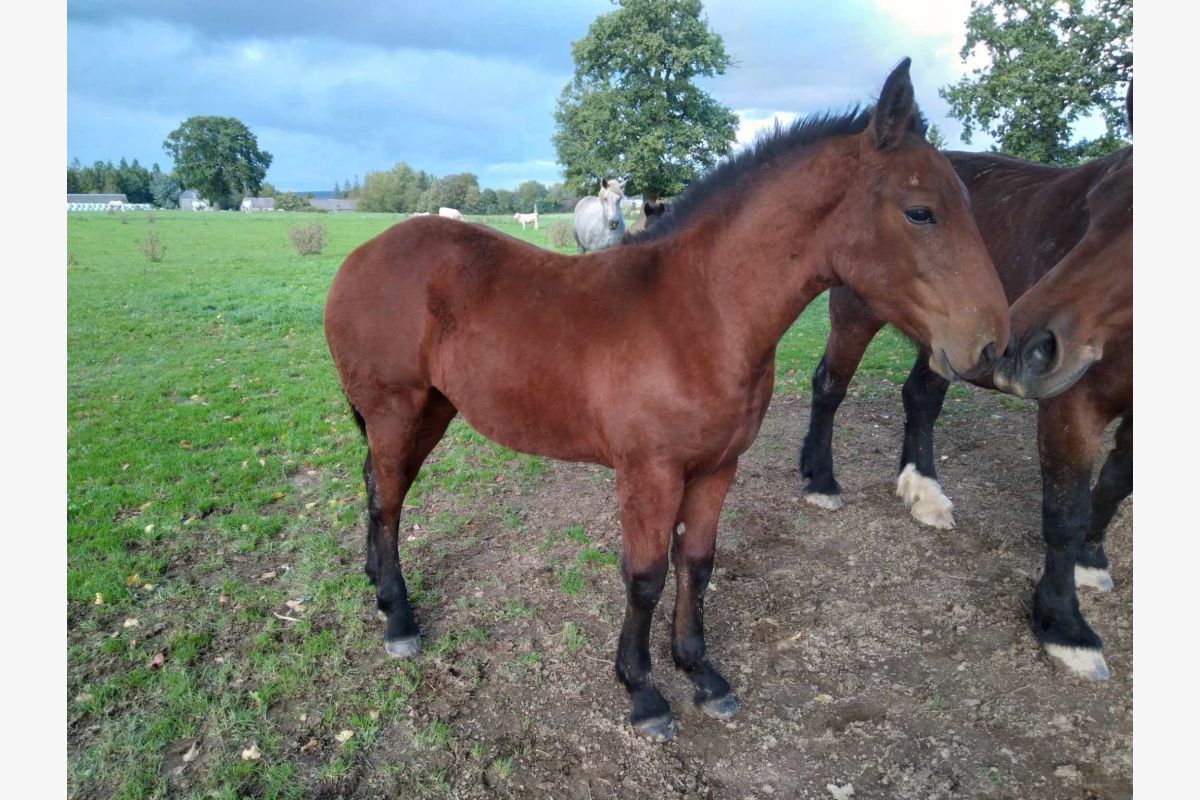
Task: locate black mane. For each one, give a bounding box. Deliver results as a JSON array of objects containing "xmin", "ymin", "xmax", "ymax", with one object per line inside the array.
[{"xmin": 630, "ymin": 105, "xmax": 926, "ymax": 243}]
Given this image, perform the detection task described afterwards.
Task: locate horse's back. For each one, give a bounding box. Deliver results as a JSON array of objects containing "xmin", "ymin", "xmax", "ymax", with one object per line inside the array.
[{"xmin": 948, "ymin": 148, "xmax": 1131, "ymax": 300}]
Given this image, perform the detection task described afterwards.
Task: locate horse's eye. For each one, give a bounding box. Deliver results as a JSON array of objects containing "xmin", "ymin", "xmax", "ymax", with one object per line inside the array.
[{"xmin": 905, "ymin": 207, "xmax": 935, "ymax": 225}]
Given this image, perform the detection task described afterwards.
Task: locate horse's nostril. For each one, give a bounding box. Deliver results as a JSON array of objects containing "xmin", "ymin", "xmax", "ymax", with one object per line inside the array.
[
  {"xmin": 1022, "ymin": 329, "xmax": 1057, "ymax": 375},
  {"xmin": 979, "ymin": 341, "xmax": 997, "ymax": 368}
]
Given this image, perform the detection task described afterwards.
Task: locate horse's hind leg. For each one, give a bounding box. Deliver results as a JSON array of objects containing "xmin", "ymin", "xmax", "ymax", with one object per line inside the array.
[
  {"xmin": 614, "ymin": 460, "xmax": 685, "ymax": 742},
  {"xmin": 360, "ymin": 390, "xmax": 457, "ymax": 658},
  {"xmin": 1077, "ymin": 415, "xmax": 1132, "ymax": 591},
  {"xmin": 896, "ymin": 353, "xmax": 954, "ymax": 529},
  {"xmin": 1033, "ymin": 391, "xmax": 1109, "ymax": 680},
  {"xmin": 671, "ymin": 460, "xmax": 739, "ymax": 720},
  {"xmin": 799, "ymin": 287, "xmax": 884, "ymax": 510}
]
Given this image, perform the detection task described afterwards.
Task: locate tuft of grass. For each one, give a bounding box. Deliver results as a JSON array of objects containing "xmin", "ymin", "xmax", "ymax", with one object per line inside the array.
[
  {"xmin": 139, "ymin": 229, "xmax": 165, "ymax": 262},
  {"xmin": 288, "ymin": 221, "xmax": 327, "ymax": 255},
  {"xmin": 413, "ymin": 719, "xmax": 452, "ymax": 749},
  {"xmin": 557, "ymin": 566, "xmax": 586, "ymax": 596},
  {"xmin": 563, "ymin": 622, "xmax": 588, "ymax": 653}
]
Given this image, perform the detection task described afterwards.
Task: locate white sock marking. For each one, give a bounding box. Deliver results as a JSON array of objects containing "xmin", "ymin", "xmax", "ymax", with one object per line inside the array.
[
  {"xmin": 1043, "ymin": 643, "xmax": 1110, "ymax": 681},
  {"xmin": 1074, "ymin": 565, "xmax": 1114, "ymax": 592},
  {"xmin": 804, "ymin": 492, "xmax": 844, "ymax": 511},
  {"xmin": 896, "ymin": 464, "xmax": 955, "ymax": 529}
]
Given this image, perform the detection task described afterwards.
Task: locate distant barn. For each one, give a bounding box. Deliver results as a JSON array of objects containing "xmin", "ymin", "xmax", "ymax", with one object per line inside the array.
[
  {"xmin": 67, "ymin": 193, "xmax": 129, "ymax": 211},
  {"xmin": 309, "ymin": 198, "xmax": 357, "ymax": 212},
  {"xmin": 241, "ymin": 197, "xmax": 275, "ymax": 212},
  {"xmin": 179, "ymin": 190, "xmax": 211, "ymax": 211}
]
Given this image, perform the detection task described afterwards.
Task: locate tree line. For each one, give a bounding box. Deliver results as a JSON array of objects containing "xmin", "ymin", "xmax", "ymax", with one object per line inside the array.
[
  {"xmin": 67, "ymin": 158, "xmax": 181, "ymax": 207},
  {"xmin": 348, "ymin": 162, "xmax": 579, "ymax": 214},
  {"xmin": 66, "ymin": 154, "xmax": 581, "ymax": 215}
]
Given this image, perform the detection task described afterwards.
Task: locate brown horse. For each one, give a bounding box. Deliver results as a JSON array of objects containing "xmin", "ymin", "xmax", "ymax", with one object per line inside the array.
[
  {"xmin": 797, "ymin": 136, "xmax": 1132, "ymax": 679},
  {"xmin": 991, "ymin": 149, "xmax": 1132, "ymax": 680},
  {"xmin": 324, "ymin": 59, "xmax": 1009, "ymax": 741}
]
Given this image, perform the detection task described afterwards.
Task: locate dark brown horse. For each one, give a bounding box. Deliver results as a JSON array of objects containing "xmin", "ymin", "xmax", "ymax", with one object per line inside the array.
[
  {"xmin": 324, "ymin": 59, "xmax": 1010, "ymax": 741},
  {"xmin": 797, "ymin": 133, "xmax": 1132, "ymax": 679}
]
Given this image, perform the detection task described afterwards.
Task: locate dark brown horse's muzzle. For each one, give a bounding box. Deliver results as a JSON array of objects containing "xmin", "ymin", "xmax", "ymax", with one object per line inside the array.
[{"xmin": 993, "ymin": 326, "xmax": 1095, "ymax": 399}]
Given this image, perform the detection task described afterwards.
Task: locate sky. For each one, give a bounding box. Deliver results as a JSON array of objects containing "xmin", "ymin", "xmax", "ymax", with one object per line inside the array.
[{"xmin": 69, "ymin": 0, "xmax": 1042, "ymax": 192}]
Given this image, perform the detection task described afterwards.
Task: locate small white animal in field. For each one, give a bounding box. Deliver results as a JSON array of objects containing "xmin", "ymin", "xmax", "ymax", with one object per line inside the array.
[
  {"xmin": 438, "ymin": 207, "xmax": 464, "ymax": 221},
  {"xmin": 410, "ymin": 211, "xmax": 430, "ymax": 217},
  {"xmin": 513, "ymin": 204, "xmax": 540, "ymax": 230}
]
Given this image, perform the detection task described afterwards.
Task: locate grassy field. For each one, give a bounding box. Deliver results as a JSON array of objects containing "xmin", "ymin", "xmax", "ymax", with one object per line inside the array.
[{"xmin": 67, "ymin": 209, "xmax": 923, "ymax": 798}]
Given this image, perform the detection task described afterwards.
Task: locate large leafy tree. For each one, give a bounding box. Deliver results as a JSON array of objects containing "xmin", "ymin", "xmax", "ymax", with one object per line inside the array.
[
  {"xmin": 553, "ymin": 0, "xmax": 738, "ymax": 201},
  {"xmin": 163, "ymin": 116, "xmax": 273, "ymax": 209},
  {"xmin": 940, "ymin": 0, "xmax": 1132, "ymax": 165}
]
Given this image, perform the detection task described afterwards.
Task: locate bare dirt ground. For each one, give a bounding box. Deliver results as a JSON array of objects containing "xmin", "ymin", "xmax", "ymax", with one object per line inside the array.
[{"xmin": 320, "ymin": 387, "xmax": 1132, "ymax": 800}]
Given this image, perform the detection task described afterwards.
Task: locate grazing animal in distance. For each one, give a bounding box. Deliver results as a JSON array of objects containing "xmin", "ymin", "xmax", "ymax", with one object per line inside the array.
[
  {"xmin": 572, "ymin": 178, "xmax": 626, "ymax": 253},
  {"xmin": 796, "ymin": 90, "xmax": 1132, "ymax": 680},
  {"xmin": 324, "ymin": 59, "xmax": 1010, "ymax": 742},
  {"xmin": 438, "ymin": 207, "xmax": 464, "ymax": 221},
  {"xmin": 513, "ymin": 205, "xmax": 540, "ymax": 230}
]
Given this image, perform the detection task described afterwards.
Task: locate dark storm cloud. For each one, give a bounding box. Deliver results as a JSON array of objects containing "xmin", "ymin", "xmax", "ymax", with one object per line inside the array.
[{"xmin": 67, "ymin": 0, "xmax": 605, "ymax": 70}]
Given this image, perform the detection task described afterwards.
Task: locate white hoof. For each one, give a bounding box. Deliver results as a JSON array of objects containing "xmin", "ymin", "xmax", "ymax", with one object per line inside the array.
[
  {"xmin": 1044, "ymin": 643, "xmax": 1110, "ymax": 681},
  {"xmin": 385, "ymin": 636, "xmax": 421, "ymax": 659},
  {"xmin": 896, "ymin": 464, "xmax": 955, "ymax": 529},
  {"xmin": 804, "ymin": 492, "xmax": 844, "ymax": 511},
  {"xmin": 1074, "ymin": 565, "xmax": 1114, "ymax": 592}
]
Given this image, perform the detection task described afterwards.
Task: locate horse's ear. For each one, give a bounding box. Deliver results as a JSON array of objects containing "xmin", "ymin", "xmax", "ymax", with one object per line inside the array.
[
  {"xmin": 870, "ymin": 57, "xmax": 916, "ymax": 151},
  {"xmin": 1125, "ymin": 80, "xmax": 1133, "ymax": 133}
]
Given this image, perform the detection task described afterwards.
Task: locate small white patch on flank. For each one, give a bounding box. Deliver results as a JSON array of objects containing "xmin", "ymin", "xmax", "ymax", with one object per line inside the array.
[
  {"xmin": 1074, "ymin": 565, "xmax": 1114, "ymax": 592},
  {"xmin": 1043, "ymin": 643, "xmax": 1110, "ymax": 681},
  {"xmin": 675, "ymin": 522, "xmax": 686, "ymax": 535},
  {"xmin": 896, "ymin": 464, "xmax": 955, "ymax": 529},
  {"xmin": 805, "ymin": 492, "xmax": 844, "ymax": 511}
]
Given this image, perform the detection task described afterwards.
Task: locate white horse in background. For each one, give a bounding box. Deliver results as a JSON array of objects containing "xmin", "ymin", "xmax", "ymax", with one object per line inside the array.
[
  {"xmin": 572, "ymin": 178, "xmax": 626, "ymax": 253},
  {"xmin": 438, "ymin": 207, "xmax": 464, "ymax": 221},
  {"xmin": 513, "ymin": 203, "xmax": 539, "ymax": 230}
]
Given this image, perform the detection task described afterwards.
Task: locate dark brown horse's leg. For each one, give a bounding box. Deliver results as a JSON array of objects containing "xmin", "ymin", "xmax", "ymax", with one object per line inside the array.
[
  {"xmin": 361, "ymin": 390, "xmax": 457, "ymax": 658},
  {"xmin": 895, "ymin": 352, "xmax": 955, "ymax": 528},
  {"xmin": 1034, "ymin": 391, "xmax": 1110, "ymax": 680},
  {"xmin": 1077, "ymin": 415, "xmax": 1133, "ymax": 592},
  {"xmin": 614, "ymin": 461, "xmax": 685, "ymax": 742},
  {"xmin": 799, "ymin": 287, "xmax": 884, "ymax": 509},
  {"xmin": 671, "ymin": 460, "xmax": 739, "ymax": 719}
]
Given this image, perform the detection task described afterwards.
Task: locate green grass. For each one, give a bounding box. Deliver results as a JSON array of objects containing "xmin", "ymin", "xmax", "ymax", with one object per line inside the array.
[{"xmin": 67, "ymin": 209, "xmax": 921, "ymax": 798}]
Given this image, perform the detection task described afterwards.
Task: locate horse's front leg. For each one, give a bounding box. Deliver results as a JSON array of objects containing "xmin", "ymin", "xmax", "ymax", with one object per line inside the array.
[
  {"xmin": 1034, "ymin": 392, "xmax": 1110, "ymax": 680},
  {"xmin": 799, "ymin": 287, "xmax": 884, "ymax": 510},
  {"xmin": 896, "ymin": 353, "xmax": 954, "ymax": 529},
  {"xmin": 614, "ymin": 460, "xmax": 685, "ymax": 741},
  {"xmin": 671, "ymin": 460, "xmax": 739, "ymax": 719}
]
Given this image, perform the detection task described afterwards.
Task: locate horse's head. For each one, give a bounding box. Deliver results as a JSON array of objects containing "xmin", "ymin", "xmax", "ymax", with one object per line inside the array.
[
  {"xmin": 643, "ymin": 201, "xmax": 670, "ymax": 231},
  {"xmin": 599, "ymin": 178, "xmax": 625, "ymax": 231},
  {"xmin": 827, "ymin": 58, "xmax": 1009, "ymax": 381},
  {"xmin": 992, "ymin": 157, "xmax": 1132, "ymax": 399}
]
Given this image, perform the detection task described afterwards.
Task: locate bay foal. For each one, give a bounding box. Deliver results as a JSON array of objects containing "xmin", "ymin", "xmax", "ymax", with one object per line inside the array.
[{"xmin": 324, "ymin": 60, "xmax": 1009, "ymax": 740}]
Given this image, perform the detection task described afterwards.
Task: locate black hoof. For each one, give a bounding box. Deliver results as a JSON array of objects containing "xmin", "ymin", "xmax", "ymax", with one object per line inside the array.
[
  {"xmin": 697, "ymin": 692, "xmax": 738, "ymax": 719},
  {"xmin": 385, "ymin": 635, "xmax": 421, "ymax": 659},
  {"xmin": 632, "ymin": 713, "xmax": 677, "ymax": 742}
]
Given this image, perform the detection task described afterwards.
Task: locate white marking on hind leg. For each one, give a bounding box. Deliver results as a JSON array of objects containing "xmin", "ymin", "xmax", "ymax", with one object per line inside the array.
[
  {"xmin": 1043, "ymin": 643, "xmax": 1110, "ymax": 681},
  {"xmin": 804, "ymin": 492, "xmax": 844, "ymax": 511},
  {"xmin": 1074, "ymin": 565, "xmax": 1114, "ymax": 592},
  {"xmin": 896, "ymin": 464, "xmax": 955, "ymax": 529}
]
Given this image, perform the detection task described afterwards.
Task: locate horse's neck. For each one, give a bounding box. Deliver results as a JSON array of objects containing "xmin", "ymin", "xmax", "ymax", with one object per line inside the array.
[{"xmin": 661, "ymin": 145, "xmax": 853, "ymax": 362}]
